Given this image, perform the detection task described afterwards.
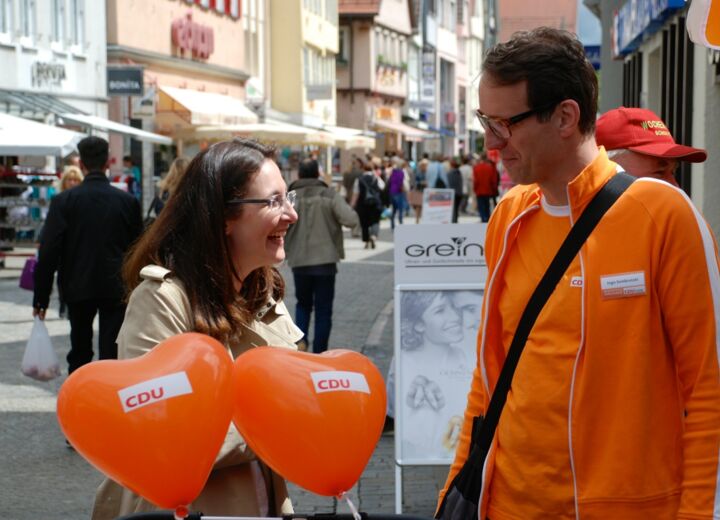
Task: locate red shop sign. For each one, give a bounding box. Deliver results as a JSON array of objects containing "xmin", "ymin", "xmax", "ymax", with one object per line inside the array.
[{"xmin": 171, "ymin": 12, "xmax": 215, "ymax": 60}]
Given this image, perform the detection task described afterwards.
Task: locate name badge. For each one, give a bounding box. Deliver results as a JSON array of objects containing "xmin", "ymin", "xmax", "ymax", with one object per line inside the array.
[{"xmin": 600, "ymin": 271, "xmax": 646, "ymax": 299}]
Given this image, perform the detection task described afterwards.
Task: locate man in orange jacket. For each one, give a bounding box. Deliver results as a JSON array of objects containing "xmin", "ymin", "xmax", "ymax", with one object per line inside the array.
[{"xmin": 440, "ymin": 27, "xmax": 720, "ymax": 519}]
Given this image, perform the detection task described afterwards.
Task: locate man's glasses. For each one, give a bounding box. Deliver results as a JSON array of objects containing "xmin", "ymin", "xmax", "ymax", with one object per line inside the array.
[
  {"xmin": 227, "ymin": 190, "xmax": 297, "ymax": 212},
  {"xmin": 475, "ymin": 102, "xmax": 559, "ymax": 140}
]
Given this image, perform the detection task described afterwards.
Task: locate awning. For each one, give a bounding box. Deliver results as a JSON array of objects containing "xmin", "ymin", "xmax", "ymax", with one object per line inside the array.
[
  {"xmin": 182, "ymin": 119, "xmax": 336, "ymax": 147},
  {"xmin": 0, "ymin": 89, "xmax": 81, "ymax": 120},
  {"xmin": 323, "ymin": 125, "xmax": 376, "ymax": 150},
  {"xmin": 59, "ymin": 113, "xmax": 173, "ymax": 145},
  {"xmin": 158, "ymin": 86, "xmax": 259, "ymax": 126},
  {"xmin": 0, "ymin": 112, "xmax": 85, "ymax": 156},
  {"xmin": 372, "ymin": 119, "xmax": 434, "ymax": 142}
]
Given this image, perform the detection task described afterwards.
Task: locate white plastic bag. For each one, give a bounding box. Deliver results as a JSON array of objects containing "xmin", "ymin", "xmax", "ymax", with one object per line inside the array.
[{"xmin": 21, "ymin": 317, "xmax": 61, "ymax": 381}]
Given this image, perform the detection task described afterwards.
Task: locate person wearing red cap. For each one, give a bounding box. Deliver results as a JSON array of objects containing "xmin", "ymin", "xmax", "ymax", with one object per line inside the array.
[
  {"xmin": 439, "ymin": 27, "xmax": 720, "ymax": 520},
  {"xmin": 595, "ymin": 107, "xmax": 707, "ymax": 187}
]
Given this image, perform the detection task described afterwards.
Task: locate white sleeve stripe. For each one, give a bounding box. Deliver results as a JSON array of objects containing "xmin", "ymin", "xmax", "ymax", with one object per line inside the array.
[{"xmin": 637, "ymin": 178, "xmax": 720, "ymax": 515}]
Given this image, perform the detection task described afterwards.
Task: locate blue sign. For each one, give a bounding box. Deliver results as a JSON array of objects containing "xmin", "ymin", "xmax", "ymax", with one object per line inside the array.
[
  {"xmin": 613, "ymin": 0, "xmax": 685, "ymax": 57},
  {"xmin": 584, "ymin": 45, "xmax": 601, "ymax": 70}
]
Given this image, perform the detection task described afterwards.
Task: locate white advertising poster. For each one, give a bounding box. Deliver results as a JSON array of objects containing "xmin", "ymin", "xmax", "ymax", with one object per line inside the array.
[
  {"xmin": 421, "ymin": 188, "xmax": 455, "ymax": 224},
  {"xmin": 394, "ymin": 224, "xmax": 487, "ymax": 465},
  {"xmin": 394, "ymin": 223, "xmax": 487, "ymax": 285}
]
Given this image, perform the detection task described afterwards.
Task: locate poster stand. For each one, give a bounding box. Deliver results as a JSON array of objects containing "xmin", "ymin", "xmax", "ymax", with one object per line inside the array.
[{"xmin": 391, "ymin": 223, "xmax": 487, "ymax": 513}]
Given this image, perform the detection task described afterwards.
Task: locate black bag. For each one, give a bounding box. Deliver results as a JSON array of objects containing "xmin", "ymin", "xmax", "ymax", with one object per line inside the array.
[
  {"xmin": 434, "ymin": 176, "xmax": 447, "ymax": 189},
  {"xmin": 435, "ymin": 173, "xmax": 635, "ymax": 519},
  {"xmin": 142, "ymin": 196, "xmax": 161, "ymax": 230},
  {"xmin": 361, "ymin": 176, "xmax": 383, "ymax": 211}
]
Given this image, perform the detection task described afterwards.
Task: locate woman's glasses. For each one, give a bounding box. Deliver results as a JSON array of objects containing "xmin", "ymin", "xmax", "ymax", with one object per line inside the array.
[{"xmin": 227, "ymin": 190, "xmax": 297, "ymax": 212}]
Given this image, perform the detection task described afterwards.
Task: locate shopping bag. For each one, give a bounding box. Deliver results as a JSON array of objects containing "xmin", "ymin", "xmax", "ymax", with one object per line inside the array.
[
  {"xmin": 21, "ymin": 317, "xmax": 61, "ymax": 381},
  {"xmin": 19, "ymin": 256, "xmax": 37, "ymax": 291}
]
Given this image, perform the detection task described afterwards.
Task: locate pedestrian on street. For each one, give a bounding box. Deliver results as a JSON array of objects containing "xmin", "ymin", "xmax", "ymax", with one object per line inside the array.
[
  {"xmin": 446, "ymin": 158, "xmax": 463, "ymax": 223},
  {"xmin": 148, "ymin": 156, "xmax": 190, "ymax": 219},
  {"xmin": 342, "ymin": 156, "xmax": 364, "ymax": 204},
  {"xmin": 351, "ymin": 159, "xmax": 383, "ymax": 249},
  {"xmin": 472, "ymin": 152, "xmax": 499, "ymax": 222},
  {"xmin": 388, "ymin": 158, "xmax": 407, "ymax": 230},
  {"xmin": 426, "ymin": 153, "xmax": 448, "ymax": 190},
  {"xmin": 440, "ymin": 27, "xmax": 720, "ymax": 519},
  {"xmin": 595, "ymin": 106, "xmax": 707, "ymax": 185},
  {"xmin": 92, "ymin": 138, "xmax": 303, "ymax": 519},
  {"xmin": 284, "ymin": 158, "xmax": 358, "ymax": 353},
  {"xmin": 52, "ymin": 165, "xmax": 84, "ymax": 319},
  {"xmin": 459, "ymin": 155, "xmax": 474, "ymax": 214},
  {"xmin": 32, "ymin": 136, "xmax": 142, "ymax": 373}
]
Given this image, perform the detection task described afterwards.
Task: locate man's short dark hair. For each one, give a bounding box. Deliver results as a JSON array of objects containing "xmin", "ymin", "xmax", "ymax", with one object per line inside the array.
[
  {"xmin": 482, "ymin": 27, "xmax": 598, "ymax": 136},
  {"xmin": 299, "ymin": 158, "xmax": 319, "ymax": 179},
  {"xmin": 77, "ymin": 136, "xmax": 110, "ymax": 171}
]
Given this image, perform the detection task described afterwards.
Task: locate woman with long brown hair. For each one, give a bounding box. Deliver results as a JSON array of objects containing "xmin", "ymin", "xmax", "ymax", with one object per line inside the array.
[{"xmin": 92, "ymin": 138, "xmax": 302, "ymax": 519}]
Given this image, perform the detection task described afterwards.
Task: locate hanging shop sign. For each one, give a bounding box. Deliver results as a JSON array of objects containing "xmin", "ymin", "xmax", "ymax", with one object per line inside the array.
[
  {"xmin": 688, "ymin": 0, "xmax": 720, "ymax": 50},
  {"xmin": 171, "ymin": 12, "xmax": 215, "ymax": 60},
  {"xmin": 612, "ymin": 0, "xmax": 685, "ymax": 57},
  {"xmin": 107, "ymin": 67, "xmax": 144, "ymax": 96}
]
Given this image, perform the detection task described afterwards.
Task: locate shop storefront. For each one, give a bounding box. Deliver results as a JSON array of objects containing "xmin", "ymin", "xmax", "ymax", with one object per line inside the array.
[{"xmin": 106, "ymin": 0, "xmax": 257, "ymax": 209}]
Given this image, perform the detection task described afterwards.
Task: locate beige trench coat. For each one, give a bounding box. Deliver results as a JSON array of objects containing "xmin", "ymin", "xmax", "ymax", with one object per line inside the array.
[{"xmin": 92, "ymin": 265, "xmax": 303, "ymax": 519}]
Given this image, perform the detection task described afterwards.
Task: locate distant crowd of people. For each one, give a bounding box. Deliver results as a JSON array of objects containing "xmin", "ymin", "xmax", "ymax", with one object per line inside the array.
[{"xmin": 340, "ymin": 150, "xmax": 505, "ymax": 234}]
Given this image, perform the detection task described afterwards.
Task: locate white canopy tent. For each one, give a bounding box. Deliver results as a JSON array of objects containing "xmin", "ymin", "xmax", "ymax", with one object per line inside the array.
[
  {"xmin": 59, "ymin": 113, "xmax": 173, "ymax": 145},
  {"xmin": 0, "ymin": 112, "xmax": 85, "ymax": 156},
  {"xmin": 323, "ymin": 125, "xmax": 376, "ymax": 150},
  {"xmin": 183, "ymin": 119, "xmax": 337, "ymax": 147}
]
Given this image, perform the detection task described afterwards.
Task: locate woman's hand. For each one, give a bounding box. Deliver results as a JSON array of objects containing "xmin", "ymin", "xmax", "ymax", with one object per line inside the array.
[{"xmin": 406, "ymin": 374, "xmax": 446, "ymax": 411}]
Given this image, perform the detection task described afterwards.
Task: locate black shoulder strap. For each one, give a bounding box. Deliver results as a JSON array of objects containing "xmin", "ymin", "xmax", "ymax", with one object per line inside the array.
[{"xmin": 475, "ymin": 172, "xmax": 635, "ymax": 452}]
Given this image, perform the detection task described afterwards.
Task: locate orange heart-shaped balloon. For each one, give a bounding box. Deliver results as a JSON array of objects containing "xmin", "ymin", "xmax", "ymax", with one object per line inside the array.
[
  {"xmin": 232, "ymin": 348, "xmax": 386, "ymax": 497},
  {"xmin": 56, "ymin": 333, "xmax": 234, "ymax": 509}
]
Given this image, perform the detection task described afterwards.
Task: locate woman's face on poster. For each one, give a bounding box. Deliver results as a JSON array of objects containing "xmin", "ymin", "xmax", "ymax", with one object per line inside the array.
[{"xmin": 416, "ymin": 293, "xmax": 463, "ymax": 344}]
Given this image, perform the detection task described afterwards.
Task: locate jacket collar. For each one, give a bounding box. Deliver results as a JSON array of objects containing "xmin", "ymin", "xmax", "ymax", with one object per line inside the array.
[
  {"xmin": 289, "ymin": 177, "xmax": 327, "ymax": 190},
  {"xmin": 565, "ymin": 147, "xmax": 616, "ymax": 216},
  {"xmin": 83, "ymin": 171, "xmax": 110, "ymax": 183},
  {"xmin": 511, "ymin": 147, "xmax": 616, "ymax": 217}
]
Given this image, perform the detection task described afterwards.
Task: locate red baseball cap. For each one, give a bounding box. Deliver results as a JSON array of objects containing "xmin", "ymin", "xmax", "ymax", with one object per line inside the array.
[{"xmin": 596, "ymin": 107, "xmax": 707, "ymax": 162}]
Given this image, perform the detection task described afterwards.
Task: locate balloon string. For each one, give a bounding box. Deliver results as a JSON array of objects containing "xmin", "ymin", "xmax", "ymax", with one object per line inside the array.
[{"xmin": 338, "ymin": 491, "xmax": 361, "ymax": 520}]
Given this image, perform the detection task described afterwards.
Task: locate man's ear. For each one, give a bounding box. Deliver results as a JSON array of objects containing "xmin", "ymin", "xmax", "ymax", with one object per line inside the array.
[{"xmin": 555, "ymin": 99, "xmax": 582, "ymax": 138}]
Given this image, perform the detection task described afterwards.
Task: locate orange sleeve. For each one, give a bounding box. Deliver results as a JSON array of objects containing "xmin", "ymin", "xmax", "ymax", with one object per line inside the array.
[{"xmin": 654, "ymin": 192, "xmax": 720, "ymax": 518}]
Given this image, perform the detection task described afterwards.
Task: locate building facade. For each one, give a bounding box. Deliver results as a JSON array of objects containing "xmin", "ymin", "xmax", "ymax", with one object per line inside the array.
[
  {"xmin": 269, "ymin": 0, "xmax": 338, "ymax": 129},
  {"xmin": 337, "ymin": 0, "xmax": 421, "ymax": 156},
  {"xmin": 106, "ymin": 0, "xmax": 261, "ymax": 205},
  {"xmin": 0, "ymin": 0, "xmax": 107, "ymax": 123}
]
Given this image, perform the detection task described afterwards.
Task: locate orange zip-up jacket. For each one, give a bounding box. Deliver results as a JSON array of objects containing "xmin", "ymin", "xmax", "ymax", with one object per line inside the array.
[{"xmin": 439, "ymin": 150, "xmax": 720, "ymax": 519}]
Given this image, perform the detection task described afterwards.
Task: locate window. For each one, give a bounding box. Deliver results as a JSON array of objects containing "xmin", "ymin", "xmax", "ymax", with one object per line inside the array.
[
  {"xmin": 244, "ymin": 0, "xmax": 261, "ymax": 77},
  {"xmin": 230, "ymin": 0, "xmax": 239, "ymax": 18},
  {"xmin": 0, "ymin": 0, "xmax": 12, "ymax": 36},
  {"xmin": 70, "ymin": 0, "xmax": 84, "ymax": 47},
  {"xmin": 52, "ymin": 0, "xmax": 65, "ymax": 44},
  {"xmin": 20, "ymin": 0, "xmax": 36, "ymax": 40},
  {"xmin": 338, "ymin": 26, "xmax": 349, "ymax": 62},
  {"xmin": 325, "ymin": 0, "xmax": 337, "ymax": 24}
]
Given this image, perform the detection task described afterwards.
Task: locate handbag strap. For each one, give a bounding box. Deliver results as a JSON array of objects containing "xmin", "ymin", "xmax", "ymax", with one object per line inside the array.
[{"xmin": 475, "ymin": 172, "xmax": 635, "ymax": 452}]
